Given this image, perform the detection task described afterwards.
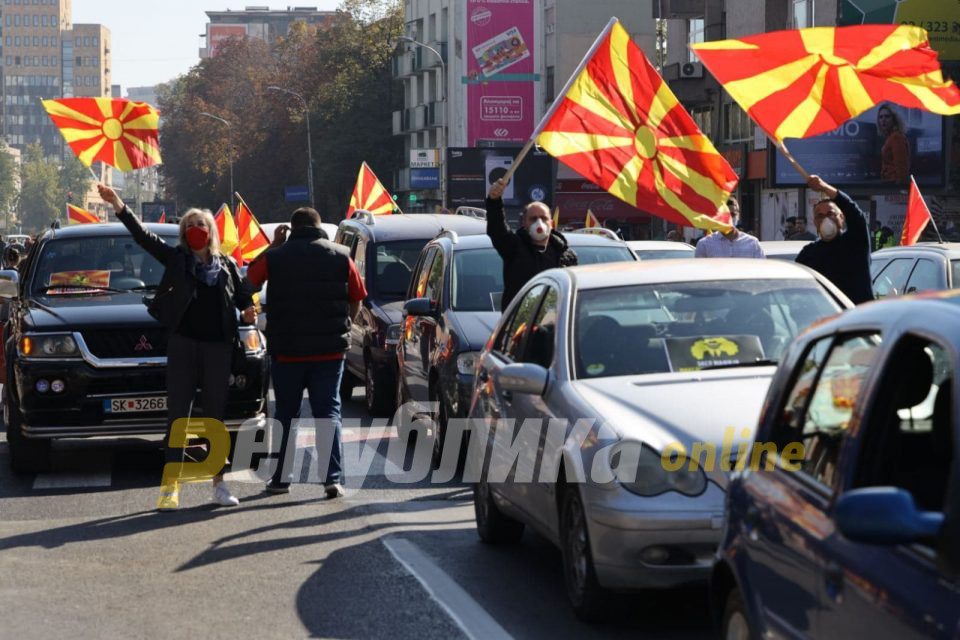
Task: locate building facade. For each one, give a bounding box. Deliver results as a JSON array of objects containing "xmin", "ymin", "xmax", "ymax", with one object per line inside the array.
[{"xmin": 200, "ymin": 6, "xmax": 335, "ymax": 58}]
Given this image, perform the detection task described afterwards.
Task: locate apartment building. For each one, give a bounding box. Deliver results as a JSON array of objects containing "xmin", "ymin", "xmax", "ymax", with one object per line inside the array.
[{"xmin": 200, "ymin": 5, "xmax": 335, "ymax": 58}]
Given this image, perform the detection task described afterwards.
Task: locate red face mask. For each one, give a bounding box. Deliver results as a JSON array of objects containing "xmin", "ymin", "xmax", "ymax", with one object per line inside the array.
[{"xmin": 185, "ymin": 226, "xmax": 209, "ymax": 251}]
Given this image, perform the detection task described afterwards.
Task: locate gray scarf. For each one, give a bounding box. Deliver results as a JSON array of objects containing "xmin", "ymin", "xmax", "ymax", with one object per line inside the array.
[{"xmin": 191, "ymin": 254, "xmax": 222, "ymax": 287}]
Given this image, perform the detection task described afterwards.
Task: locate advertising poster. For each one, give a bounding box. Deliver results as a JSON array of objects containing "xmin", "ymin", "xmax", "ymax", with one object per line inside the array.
[
  {"xmin": 464, "ymin": 0, "xmax": 537, "ymax": 146},
  {"xmin": 447, "ymin": 147, "xmax": 552, "ymax": 214},
  {"xmin": 840, "ymin": 0, "xmax": 960, "ymax": 61},
  {"xmin": 773, "ymin": 104, "xmax": 944, "ymax": 188},
  {"xmin": 207, "ymin": 25, "xmax": 247, "ymax": 57}
]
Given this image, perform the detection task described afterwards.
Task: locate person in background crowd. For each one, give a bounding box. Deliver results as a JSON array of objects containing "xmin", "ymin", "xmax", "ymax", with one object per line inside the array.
[
  {"xmin": 877, "ymin": 103, "xmax": 910, "ymax": 185},
  {"xmin": 796, "ymin": 175, "xmax": 874, "ymax": 304},
  {"xmin": 2, "ymin": 246, "xmax": 21, "ymax": 270},
  {"xmin": 666, "ymin": 229, "xmax": 684, "ymax": 242},
  {"xmin": 871, "ymin": 220, "xmax": 896, "ymax": 251},
  {"xmin": 788, "ymin": 216, "xmax": 817, "ymax": 241},
  {"xmin": 694, "ymin": 197, "xmax": 765, "ymax": 258},
  {"xmin": 245, "ymin": 208, "xmax": 367, "ymax": 499},
  {"xmin": 99, "ymin": 184, "xmax": 256, "ymax": 511},
  {"xmin": 783, "ymin": 217, "xmax": 797, "ymax": 239},
  {"xmin": 486, "ymin": 177, "xmax": 577, "ymax": 310}
]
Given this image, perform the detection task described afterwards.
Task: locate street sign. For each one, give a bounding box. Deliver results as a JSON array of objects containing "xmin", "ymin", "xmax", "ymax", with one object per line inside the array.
[
  {"xmin": 410, "ymin": 168, "xmax": 440, "ymax": 189},
  {"xmin": 284, "ymin": 185, "xmax": 310, "ymax": 202}
]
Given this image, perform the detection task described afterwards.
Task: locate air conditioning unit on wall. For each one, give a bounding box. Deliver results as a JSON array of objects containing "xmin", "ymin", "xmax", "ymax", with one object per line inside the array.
[{"xmin": 680, "ymin": 61, "xmax": 704, "ymax": 78}]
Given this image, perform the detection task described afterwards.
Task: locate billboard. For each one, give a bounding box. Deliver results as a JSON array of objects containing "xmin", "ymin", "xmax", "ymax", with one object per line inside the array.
[
  {"xmin": 447, "ymin": 147, "xmax": 552, "ymax": 212},
  {"xmin": 208, "ymin": 25, "xmax": 247, "ymax": 57},
  {"xmin": 410, "ymin": 168, "xmax": 440, "ymax": 189},
  {"xmin": 840, "ymin": 0, "xmax": 960, "ymax": 61},
  {"xmin": 773, "ymin": 104, "xmax": 944, "ymax": 188},
  {"xmin": 464, "ymin": 0, "xmax": 537, "ymax": 146}
]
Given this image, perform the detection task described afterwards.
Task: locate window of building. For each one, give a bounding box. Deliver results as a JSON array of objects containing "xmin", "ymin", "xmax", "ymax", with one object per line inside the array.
[
  {"xmin": 42, "ymin": 55, "xmax": 47, "ymax": 65},
  {"xmin": 32, "ymin": 36, "xmax": 38, "ymax": 46},
  {"xmin": 83, "ymin": 36, "xmax": 89, "ymax": 47},
  {"xmin": 687, "ymin": 18, "xmax": 704, "ymax": 63},
  {"xmin": 33, "ymin": 14, "xmax": 38, "ymax": 26},
  {"xmin": 13, "ymin": 15, "xmax": 20, "ymax": 26},
  {"xmin": 791, "ymin": 0, "xmax": 813, "ymax": 29},
  {"xmin": 14, "ymin": 36, "xmax": 20, "ymax": 46},
  {"xmin": 93, "ymin": 36, "xmax": 98, "ymax": 46},
  {"xmin": 75, "ymin": 37, "xmax": 81, "ymax": 46},
  {"xmin": 41, "ymin": 14, "xmax": 46, "ymax": 26},
  {"xmin": 724, "ymin": 102, "xmax": 752, "ymax": 142}
]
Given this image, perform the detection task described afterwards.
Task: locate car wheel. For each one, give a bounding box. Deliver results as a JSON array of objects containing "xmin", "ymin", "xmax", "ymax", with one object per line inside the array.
[
  {"xmin": 722, "ymin": 587, "xmax": 755, "ymax": 640},
  {"xmin": 473, "ymin": 481, "xmax": 524, "ymax": 544},
  {"xmin": 561, "ymin": 487, "xmax": 606, "ymax": 621},
  {"xmin": 4, "ymin": 386, "xmax": 50, "ymax": 474},
  {"xmin": 364, "ymin": 358, "xmax": 394, "ymax": 417}
]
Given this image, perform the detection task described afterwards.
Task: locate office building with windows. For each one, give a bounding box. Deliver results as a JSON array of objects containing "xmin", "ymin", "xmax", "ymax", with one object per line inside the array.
[{"xmin": 200, "ymin": 6, "xmax": 335, "ymax": 58}]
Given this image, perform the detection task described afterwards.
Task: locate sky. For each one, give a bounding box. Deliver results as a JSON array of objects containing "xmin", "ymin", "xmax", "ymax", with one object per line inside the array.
[{"xmin": 72, "ymin": 1, "xmax": 342, "ymax": 91}]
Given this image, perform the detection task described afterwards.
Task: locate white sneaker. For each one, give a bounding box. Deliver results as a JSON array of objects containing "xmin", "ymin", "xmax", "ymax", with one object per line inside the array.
[
  {"xmin": 324, "ymin": 483, "xmax": 345, "ymax": 499},
  {"xmin": 213, "ymin": 482, "xmax": 240, "ymax": 507}
]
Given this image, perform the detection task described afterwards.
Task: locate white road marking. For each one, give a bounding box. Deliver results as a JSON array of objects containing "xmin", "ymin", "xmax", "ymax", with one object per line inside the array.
[
  {"xmin": 33, "ymin": 472, "xmax": 112, "ymax": 490},
  {"xmin": 383, "ymin": 537, "xmax": 514, "ymax": 640}
]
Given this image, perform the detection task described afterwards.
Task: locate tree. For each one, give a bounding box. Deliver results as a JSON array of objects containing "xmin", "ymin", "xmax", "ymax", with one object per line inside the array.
[
  {"xmin": 59, "ymin": 154, "xmax": 92, "ymax": 206},
  {"xmin": 19, "ymin": 143, "xmax": 60, "ymax": 232},
  {"xmin": 0, "ymin": 142, "xmax": 18, "ymax": 226}
]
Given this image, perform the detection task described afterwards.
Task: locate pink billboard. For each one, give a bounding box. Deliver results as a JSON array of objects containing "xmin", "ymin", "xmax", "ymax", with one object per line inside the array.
[{"xmin": 465, "ymin": 0, "xmax": 536, "ymax": 146}]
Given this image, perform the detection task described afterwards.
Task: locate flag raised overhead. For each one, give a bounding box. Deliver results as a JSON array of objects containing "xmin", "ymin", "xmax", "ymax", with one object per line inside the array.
[
  {"xmin": 692, "ymin": 25, "xmax": 960, "ymax": 142},
  {"xmin": 346, "ymin": 162, "xmax": 399, "ymax": 219},
  {"xmin": 535, "ymin": 19, "xmax": 738, "ymax": 232}
]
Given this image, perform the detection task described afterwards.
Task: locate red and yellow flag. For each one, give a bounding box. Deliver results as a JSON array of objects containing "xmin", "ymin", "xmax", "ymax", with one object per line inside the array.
[
  {"xmin": 41, "ymin": 98, "xmax": 161, "ymax": 171},
  {"xmin": 535, "ymin": 19, "xmax": 737, "ymax": 231},
  {"xmin": 235, "ymin": 195, "xmax": 270, "ymax": 263},
  {"xmin": 692, "ymin": 25, "xmax": 960, "ymax": 142},
  {"xmin": 158, "ymin": 211, "xmax": 166, "ymax": 224},
  {"xmin": 584, "ymin": 210, "xmax": 601, "ymax": 229},
  {"xmin": 67, "ymin": 203, "xmax": 99, "ymax": 225},
  {"xmin": 49, "ymin": 270, "xmax": 111, "ymax": 288},
  {"xmin": 214, "ymin": 203, "xmax": 243, "ymax": 264},
  {"xmin": 901, "ymin": 176, "xmax": 933, "ymax": 246},
  {"xmin": 552, "ymin": 207, "xmax": 560, "ymax": 228},
  {"xmin": 347, "ymin": 162, "xmax": 400, "ymax": 218}
]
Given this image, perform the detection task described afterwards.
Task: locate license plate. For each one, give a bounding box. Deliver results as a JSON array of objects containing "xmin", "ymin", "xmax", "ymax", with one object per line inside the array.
[{"xmin": 103, "ymin": 396, "xmax": 167, "ymax": 413}]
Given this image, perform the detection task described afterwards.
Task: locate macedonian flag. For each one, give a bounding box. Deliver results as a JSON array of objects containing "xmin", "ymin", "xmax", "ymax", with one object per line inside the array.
[
  {"xmin": 41, "ymin": 98, "xmax": 162, "ymax": 171},
  {"xmin": 67, "ymin": 203, "xmax": 99, "ymax": 225},
  {"xmin": 214, "ymin": 203, "xmax": 243, "ymax": 264},
  {"xmin": 535, "ymin": 19, "xmax": 738, "ymax": 231},
  {"xmin": 346, "ymin": 162, "xmax": 400, "ymax": 218},
  {"xmin": 234, "ymin": 194, "xmax": 270, "ymax": 263},
  {"xmin": 691, "ymin": 25, "xmax": 960, "ymax": 142}
]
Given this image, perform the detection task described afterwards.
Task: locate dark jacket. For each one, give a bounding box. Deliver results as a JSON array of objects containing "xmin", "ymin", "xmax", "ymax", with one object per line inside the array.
[
  {"xmin": 795, "ymin": 191, "xmax": 874, "ymax": 305},
  {"xmin": 485, "ymin": 196, "xmax": 577, "ymax": 310},
  {"xmin": 254, "ymin": 226, "xmax": 352, "ymax": 357},
  {"xmin": 116, "ymin": 206, "xmax": 252, "ymax": 340}
]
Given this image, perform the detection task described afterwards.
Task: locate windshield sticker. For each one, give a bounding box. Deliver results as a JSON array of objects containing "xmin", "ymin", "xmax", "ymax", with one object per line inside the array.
[
  {"xmin": 586, "ymin": 363, "xmax": 605, "ymax": 376},
  {"xmin": 49, "ymin": 270, "xmax": 111, "ymax": 288},
  {"xmin": 664, "ymin": 335, "xmax": 765, "ymax": 372}
]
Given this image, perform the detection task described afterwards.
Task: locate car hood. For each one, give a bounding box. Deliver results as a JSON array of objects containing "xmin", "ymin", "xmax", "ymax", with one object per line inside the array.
[
  {"xmin": 450, "ymin": 311, "xmax": 500, "ymax": 350},
  {"xmin": 571, "ymin": 368, "xmax": 776, "ymax": 452},
  {"xmin": 22, "ymin": 293, "xmax": 160, "ymax": 331}
]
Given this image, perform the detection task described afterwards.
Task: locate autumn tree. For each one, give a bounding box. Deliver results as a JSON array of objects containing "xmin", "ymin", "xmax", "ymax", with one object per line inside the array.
[{"xmin": 19, "ymin": 143, "xmax": 60, "ymax": 232}]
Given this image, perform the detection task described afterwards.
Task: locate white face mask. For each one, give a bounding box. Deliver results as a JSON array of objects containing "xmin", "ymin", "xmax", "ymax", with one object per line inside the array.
[
  {"xmin": 818, "ymin": 218, "xmax": 839, "ymax": 241},
  {"xmin": 527, "ymin": 220, "xmax": 550, "ymax": 243}
]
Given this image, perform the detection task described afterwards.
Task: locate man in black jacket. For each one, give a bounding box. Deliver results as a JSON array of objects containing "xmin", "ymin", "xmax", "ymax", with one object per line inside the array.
[
  {"xmin": 795, "ymin": 175, "xmax": 874, "ymax": 305},
  {"xmin": 486, "ymin": 178, "xmax": 577, "ymax": 310},
  {"xmin": 246, "ymin": 208, "xmax": 367, "ymax": 498}
]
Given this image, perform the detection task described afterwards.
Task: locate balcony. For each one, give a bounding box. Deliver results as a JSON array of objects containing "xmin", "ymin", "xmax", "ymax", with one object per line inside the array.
[
  {"xmin": 393, "ymin": 48, "xmax": 421, "ymax": 78},
  {"xmin": 422, "ymin": 41, "xmax": 446, "ymax": 68},
  {"xmin": 426, "ymin": 101, "xmax": 445, "ymax": 127}
]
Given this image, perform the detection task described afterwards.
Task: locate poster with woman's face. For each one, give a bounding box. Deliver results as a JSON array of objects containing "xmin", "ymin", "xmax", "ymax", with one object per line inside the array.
[{"xmin": 773, "ymin": 103, "xmax": 945, "ymax": 188}]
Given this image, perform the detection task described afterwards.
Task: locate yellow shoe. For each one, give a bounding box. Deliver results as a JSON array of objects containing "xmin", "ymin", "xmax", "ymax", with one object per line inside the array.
[{"xmin": 157, "ymin": 482, "xmax": 180, "ymax": 511}]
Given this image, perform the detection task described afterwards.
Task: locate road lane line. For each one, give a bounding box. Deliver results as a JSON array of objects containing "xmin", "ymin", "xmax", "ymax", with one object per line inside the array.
[
  {"xmin": 383, "ymin": 537, "xmax": 513, "ymax": 640},
  {"xmin": 33, "ymin": 472, "xmax": 111, "ymax": 490}
]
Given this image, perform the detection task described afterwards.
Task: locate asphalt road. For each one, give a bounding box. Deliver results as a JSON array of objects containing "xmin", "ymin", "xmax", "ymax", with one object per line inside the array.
[{"xmin": 0, "ymin": 388, "xmax": 713, "ymax": 640}]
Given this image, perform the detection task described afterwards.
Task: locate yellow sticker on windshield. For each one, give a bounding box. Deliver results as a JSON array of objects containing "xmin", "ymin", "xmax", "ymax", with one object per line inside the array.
[
  {"xmin": 49, "ymin": 270, "xmax": 111, "ymax": 288},
  {"xmin": 690, "ymin": 337, "xmax": 739, "ymax": 359}
]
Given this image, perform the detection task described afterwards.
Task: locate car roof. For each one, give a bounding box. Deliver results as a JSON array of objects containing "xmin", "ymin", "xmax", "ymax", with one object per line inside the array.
[
  {"xmin": 759, "ymin": 240, "xmax": 813, "ymax": 253},
  {"xmin": 626, "ymin": 240, "xmax": 695, "ymax": 251},
  {"xmin": 427, "ymin": 230, "xmax": 635, "ymax": 252},
  {"xmin": 874, "ymin": 243, "xmax": 960, "ymax": 259},
  {"xmin": 261, "ymin": 221, "xmax": 339, "ymax": 241},
  {"xmin": 563, "ymin": 258, "xmax": 826, "ymax": 290},
  {"xmin": 39, "ymin": 223, "xmax": 178, "ymax": 241},
  {"xmin": 810, "ymin": 288, "xmax": 960, "ymax": 335},
  {"xmin": 339, "ymin": 214, "xmax": 486, "ymax": 243}
]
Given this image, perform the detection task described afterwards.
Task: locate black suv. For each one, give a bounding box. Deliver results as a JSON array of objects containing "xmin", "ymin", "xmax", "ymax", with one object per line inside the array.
[
  {"xmin": 0, "ymin": 223, "xmax": 269, "ymax": 473},
  {"xmin": 334, "ymin": 212, "xmax": 486, "ymax": 416}
]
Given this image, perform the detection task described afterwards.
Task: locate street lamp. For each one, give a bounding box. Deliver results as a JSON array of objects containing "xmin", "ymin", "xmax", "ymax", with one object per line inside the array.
[
  {"xmin": 198, "ymin": 112, "xmax": 234, "ymax": 211},
  {"xmin": 395, "ymin": 35, "xmax": 447, "ymax": 210},
  {"xmin": 267, "ymin": 86, "xmax": 315, "ymax": 209}
]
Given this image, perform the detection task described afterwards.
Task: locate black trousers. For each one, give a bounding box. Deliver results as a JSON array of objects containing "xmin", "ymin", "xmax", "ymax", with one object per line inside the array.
[{"xmin": 165, "ymin": 333, "xmax": 232, "ymax": 472}]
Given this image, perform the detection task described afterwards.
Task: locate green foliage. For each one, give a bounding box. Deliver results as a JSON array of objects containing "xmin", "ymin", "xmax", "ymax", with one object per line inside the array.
[
  {"xmin": 158, "ymin": 0, "xmax": 404, "ymax": 222},
  {"xmin": 19, "ymin": 143, "xmax": 60, "ymax": 232},
  {"xmin": 59, "ymin": 154, "xmax": 92, "ymax": 205},
  {"xmin": 0, "ymin": 142, "xmax": 18, "ymax": 218}
]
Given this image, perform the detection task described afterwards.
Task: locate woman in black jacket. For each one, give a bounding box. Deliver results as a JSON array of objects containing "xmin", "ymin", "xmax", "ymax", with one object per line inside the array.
[{"xmin": 99, "ymin": 185, "xmax": 256, "ymax": 511}]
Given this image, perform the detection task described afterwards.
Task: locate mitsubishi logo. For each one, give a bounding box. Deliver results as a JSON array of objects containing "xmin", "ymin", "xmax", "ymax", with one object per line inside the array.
[{"xmin": 134, "ymin": 335, "xmax": 153, "ymax": 351}]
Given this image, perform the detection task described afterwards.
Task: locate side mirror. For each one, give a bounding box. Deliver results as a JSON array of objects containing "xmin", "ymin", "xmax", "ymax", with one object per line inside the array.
[
  {"xmin": 0, "ymin": 269, "xmax": 19, "ymax": 299},
  {"xmin": 836, "ymin": 487, "xmax": 943, "ymax": 545},
  {"xmin": 498, "ymin": 362, "xmax": 548, "ymax": 396},
  {"xmin": 404, "ymin": 297, "xmax": 437, "ymax": 317}
]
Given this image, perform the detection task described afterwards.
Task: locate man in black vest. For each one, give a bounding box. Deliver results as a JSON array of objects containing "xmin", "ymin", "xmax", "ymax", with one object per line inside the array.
[{"xmin": 246, "ymin": 208, "xmax": 367, "ymax": 498}]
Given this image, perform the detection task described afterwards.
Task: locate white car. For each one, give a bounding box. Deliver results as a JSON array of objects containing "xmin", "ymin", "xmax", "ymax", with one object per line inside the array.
[
  {"xmin": 626, "ymin": 240, "xmax": 696, "ymax": 260},
  {"xmin": 469, "ymin": 258, "xmax": 852, "ymax": 620},
  {"xmin": 759, "ymin": 240, "xmax": 813, "ymax": 261}
]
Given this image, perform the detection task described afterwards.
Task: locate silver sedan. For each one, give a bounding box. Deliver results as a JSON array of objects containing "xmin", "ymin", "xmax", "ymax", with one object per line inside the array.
[{"xmin": 467, "ymin": 259, "xmax": 852, "ymax": 620}]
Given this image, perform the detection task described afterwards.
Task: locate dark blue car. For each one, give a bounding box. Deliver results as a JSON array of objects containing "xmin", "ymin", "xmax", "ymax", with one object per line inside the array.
[{"xmin": 711, "ymin": 294, "xmax": 960, "ymax": 639}]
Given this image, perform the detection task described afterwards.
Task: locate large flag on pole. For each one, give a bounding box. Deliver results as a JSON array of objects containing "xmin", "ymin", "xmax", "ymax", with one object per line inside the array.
[
  {"xmin": 691, "ymin": 25, "xmax": 960, "ymax": 142},
  {"xmin": 41, "ymin": 98, "xmax": 162, "ymax": 171},
  {"xmin": 901, "ymin": 176, "xmax": 934, "ymax": 246},
  {"xmin": 346, "ymin": 162, "xmax": 400, "ymax": 218},
  {"xmin": 67, "ymin": 203, "xmax": 99, "ymax": 225},
  {"xmin": 534, "ymin": 18, "xmax": 738, "ymax": 231},
  {"xmin": 214, "ymin": 203, "xmax": 243, "ymax": 264},
  {"xmin": 234, "ymin": 194, "xmax": 270, "ymax": 263}
]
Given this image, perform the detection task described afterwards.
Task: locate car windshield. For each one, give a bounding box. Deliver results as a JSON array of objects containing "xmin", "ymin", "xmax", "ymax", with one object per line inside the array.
[
  {"xmin": 372, "ymin": 239, "xmax": 428, "ymax": 301},
  {"xmin": 574, "ymin": 279, "xmax": 841, "ymax": 379},
  {"xmin": 452, "ymin": 248, "xmax": 504, "ymax": 311},
  {"xmin": 30, "ymin": 235, "xmax": 176, "ymax": 296},
  {"xmin": 573, "ymin": 246, "xmax": 635, "ymax": 264},
  {"xmin": 633, "ymin": 249, "xmax": 694, "ymax": 260}
]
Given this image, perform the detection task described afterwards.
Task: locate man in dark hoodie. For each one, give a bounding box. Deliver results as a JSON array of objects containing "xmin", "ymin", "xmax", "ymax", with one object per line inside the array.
[{"xmin": 486, "ymin": 177, "xmax": 577, "ymax": 310}]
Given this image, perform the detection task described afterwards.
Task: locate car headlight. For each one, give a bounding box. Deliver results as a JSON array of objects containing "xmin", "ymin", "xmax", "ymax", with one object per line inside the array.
[
  {"xmin": 613, "ymin": 443, "xmax": 707, "ymax": 497},
  {"xmin": 456, "ymin": 351, "xmax": 481, "ymax": 375},
  {"xmin": 19, "ymin": 333, "xmax": 79, "ymax": 358},
  {"xmin": 239, "ymin": 328, "xmax": 263, "ymax": 352},
  {"xmin": 385, "ymin": 323, "xmax": 402, "ymax": 346}
]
